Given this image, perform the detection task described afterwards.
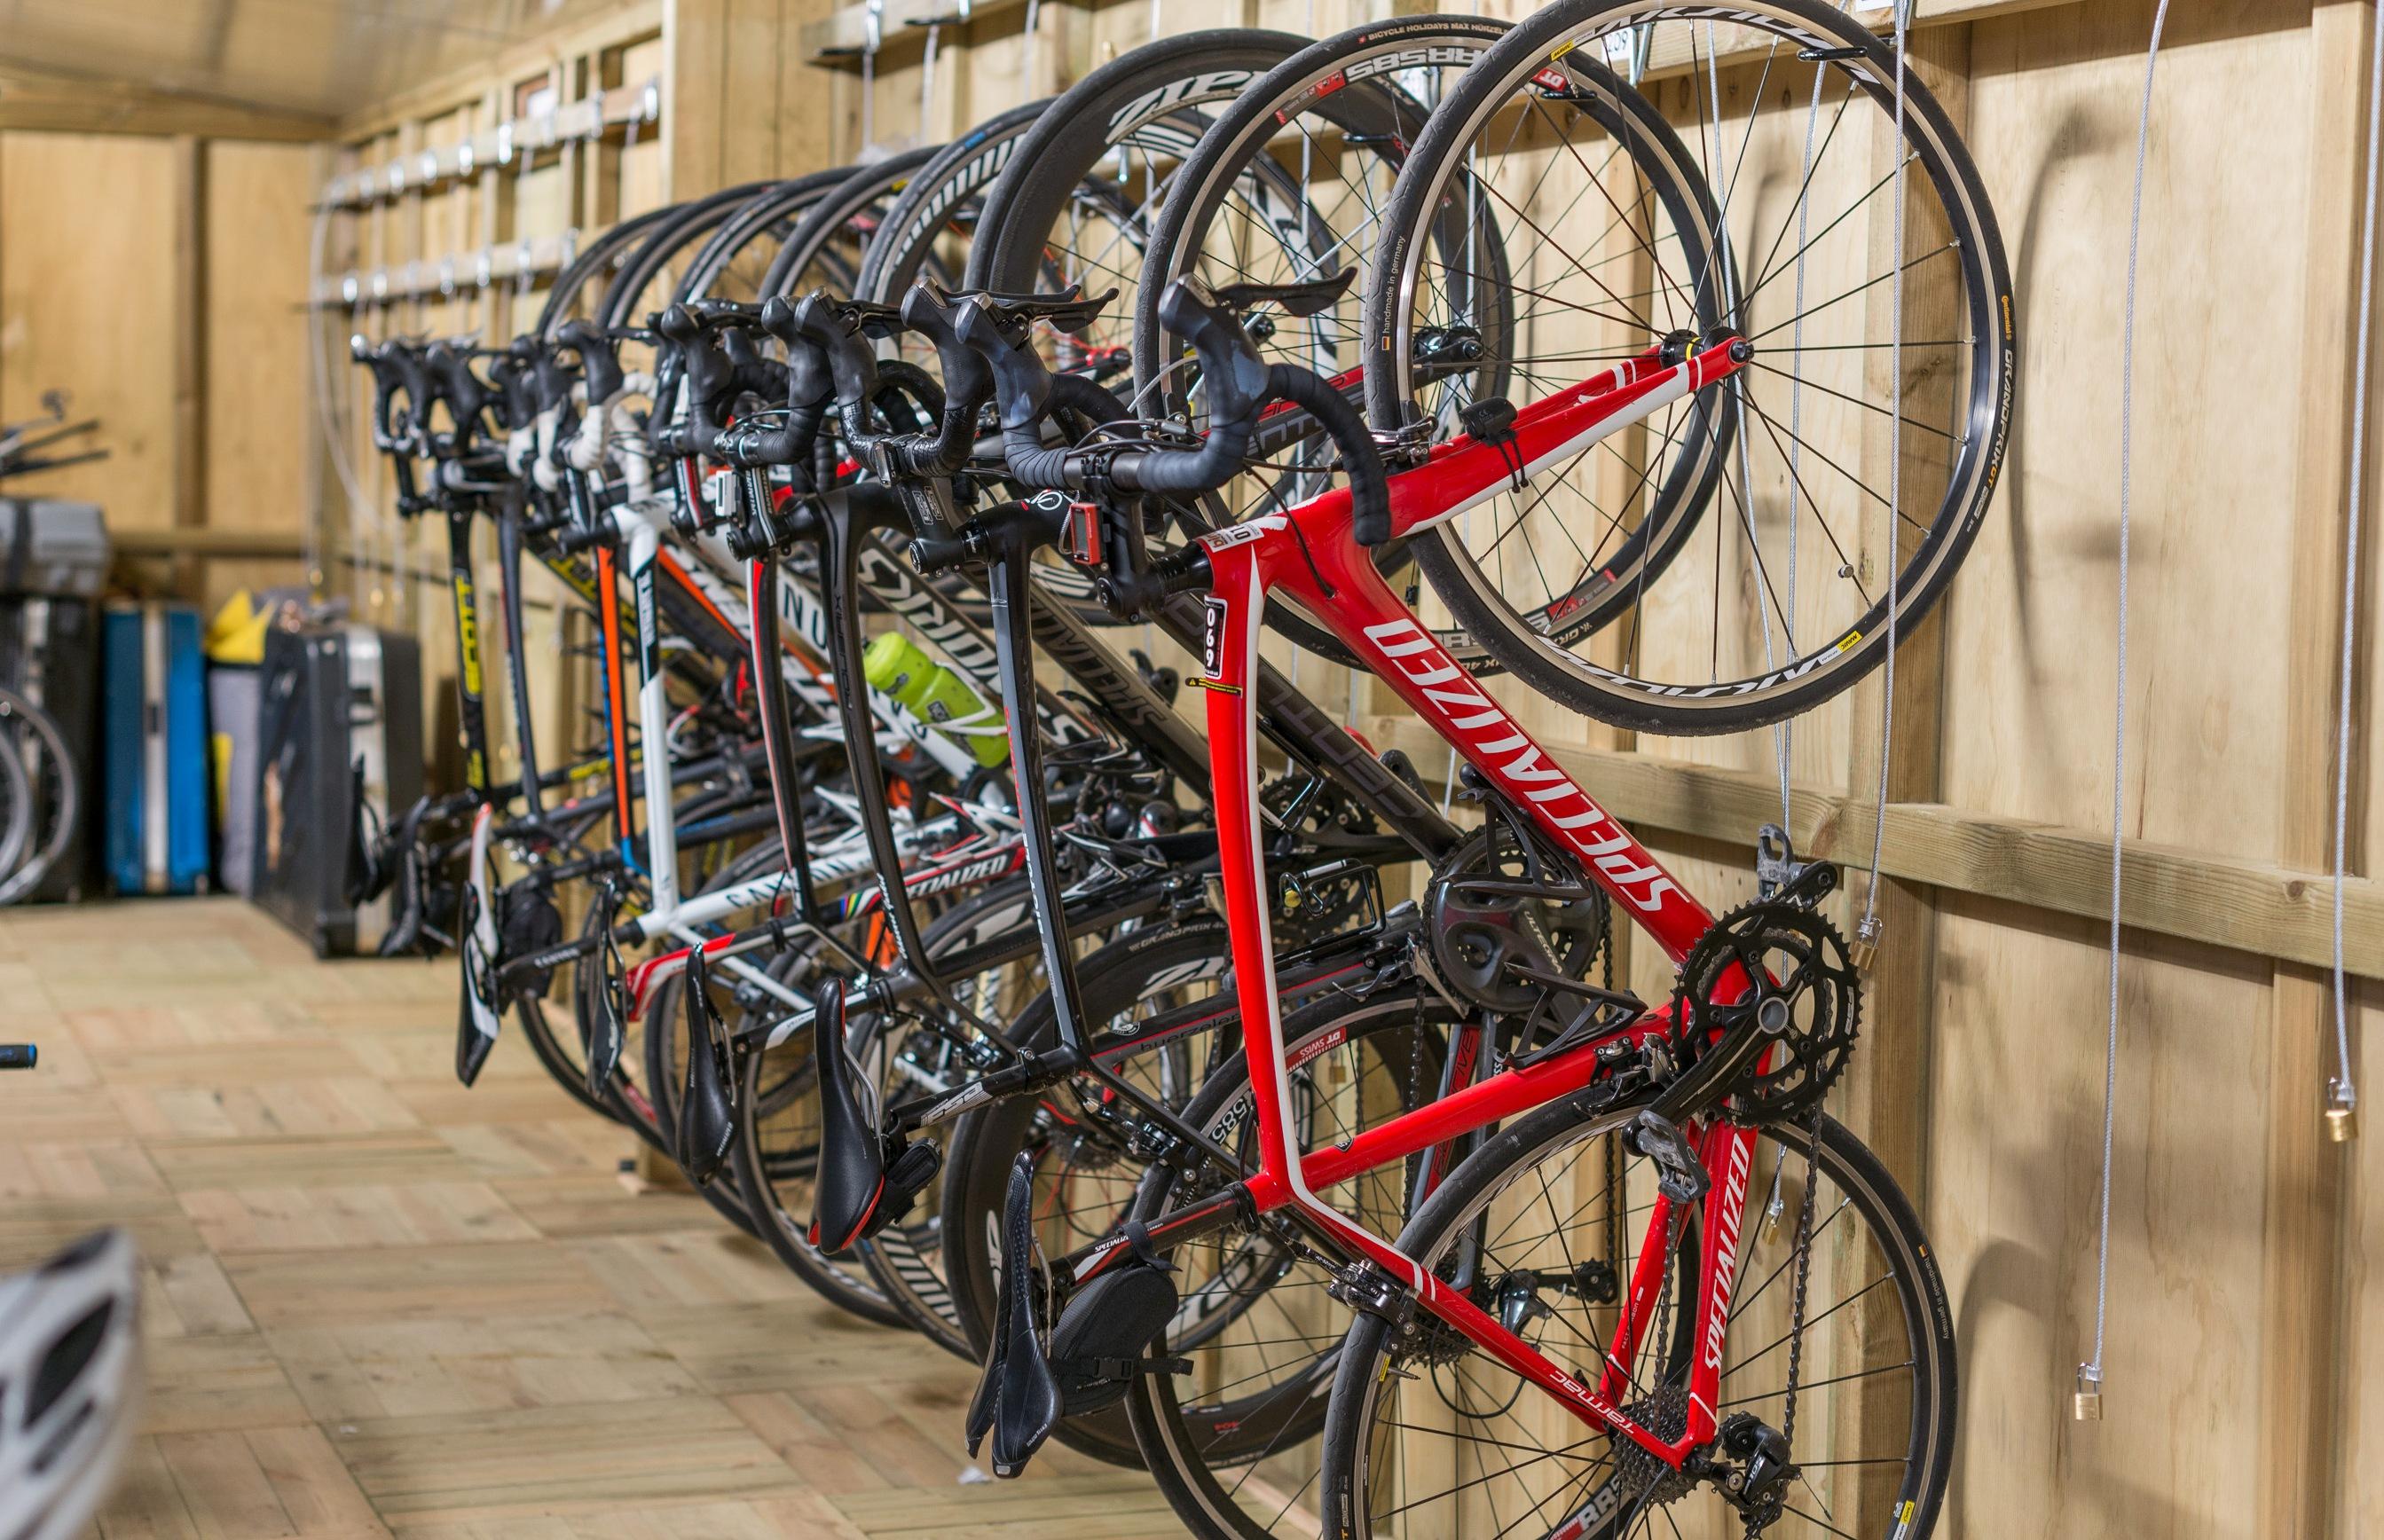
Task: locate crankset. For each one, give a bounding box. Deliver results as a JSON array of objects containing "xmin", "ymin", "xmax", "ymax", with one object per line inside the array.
[
  {"xmin": 1669, "ymin": 895, "xmax": 1861, "ymax": 1126},
  {"xmin": 1418, "ymin": 813, "xmax": 1609, "ymax": 1018}
]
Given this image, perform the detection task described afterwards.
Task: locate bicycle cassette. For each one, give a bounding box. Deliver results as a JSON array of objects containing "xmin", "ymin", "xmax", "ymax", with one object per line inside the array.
[{"xmin": 1670, "ymin": 900, "xmax": 1860, "ymax": 1124}]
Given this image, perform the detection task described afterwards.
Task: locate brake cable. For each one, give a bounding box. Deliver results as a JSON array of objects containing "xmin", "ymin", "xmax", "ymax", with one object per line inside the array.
[
  {"xmin": 1853, "ymin": 0, "xmax": 1914, "ymax": 967},
  {"xmin": 2326, "ymin": 0, "xmax": 2384, "ymax": 1145},
  {"xmin": 2077, "ymin": 0, "xmax": 2175, "ymax": 1426}
]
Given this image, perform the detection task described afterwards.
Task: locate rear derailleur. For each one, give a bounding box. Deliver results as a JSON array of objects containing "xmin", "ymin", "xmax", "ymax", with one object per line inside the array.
[{"xmin": 1688, "ymin": 1413, "xmax": 1799, "ymax": 1534}]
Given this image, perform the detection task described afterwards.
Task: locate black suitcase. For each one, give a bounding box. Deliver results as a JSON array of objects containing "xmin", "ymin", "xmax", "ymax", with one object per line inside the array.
[
  {"xmin": 252, "ymin": 624, "xmax": 424, "ymax": 955},
  {"xmin": 0, "ymin": 596, "xmax": 99, "ymax": 901}
]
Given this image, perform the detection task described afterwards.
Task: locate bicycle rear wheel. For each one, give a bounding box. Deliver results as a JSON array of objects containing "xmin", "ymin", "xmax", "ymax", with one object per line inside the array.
[
  {"xmin": 0, "ymin": 703, "xmax": 33, "ymax": 897},
  {"xmin": 1319, "ymin": 1103, "xmax": 1955, "ymax": 1539},
  {"xmin": 0, "ymin": 687, "xmax": 75, "ymax": 906},
  {"xmin": 967, "ymin": 30, "xmax": 1375, "ymax": 656},
  {"xmin": 1365, "ymin": 0, "xmax": 2012, "ymax": 734}
]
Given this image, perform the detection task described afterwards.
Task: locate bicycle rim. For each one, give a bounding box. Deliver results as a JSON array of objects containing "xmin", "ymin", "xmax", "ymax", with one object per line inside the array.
[
  {"xmin": 1368, "ymin": 0, "xmax": 2011, "ymax": 734},
  {"xmin": 1323, "ymin": 1102, "xmax": 1955, "ymax": 1539}
]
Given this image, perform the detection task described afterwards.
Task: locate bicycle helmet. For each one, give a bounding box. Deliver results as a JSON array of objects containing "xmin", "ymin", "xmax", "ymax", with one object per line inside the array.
[{"xmin": 0, "ymin": 1229, "xmax": 142, "ymax": 1540}]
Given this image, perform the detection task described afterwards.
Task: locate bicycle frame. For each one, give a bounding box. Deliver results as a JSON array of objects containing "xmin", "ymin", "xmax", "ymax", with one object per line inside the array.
[{"xmin": 1076, "ymin": 333, "xmax": 1758, "ymax": 1469}]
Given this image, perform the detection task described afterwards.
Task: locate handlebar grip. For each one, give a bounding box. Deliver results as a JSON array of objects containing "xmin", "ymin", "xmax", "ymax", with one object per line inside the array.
[
  {"xmin": 352, "ymin": 335, "xmax": 429, "ymax": 447},
  {"xmin": 557, "ymin": 319, "xmax": 627, "ymax": 405},
  {"xmin": 954, "ymin": 298, "xmax": 1051, "ymax": 430},
  {"xmin": 1265, "ymin": 362, "xmax": 1395, "ymax": 547},
  {"xmin": 722, "ymin": 328, "xmax": 790, "ymax": 404},
  {"xmin": 422, "ymin": 343, "xmax": 492, "ymax": 441},
  {"xmin": 901, "ymin": 284, "xmax": 995, "ymax": 412},
  {"xmin": 791, "ymin": 291, "xmax": 880, "ymax": 409},
  {"xmin": 758, "ymin": 296, "xmax": 836, "ymax": 410},
  {"xmin": 532, "ymin": 350, "xmax": 577, "ymax": 417},
  {"xmin": 654, "ymin": 302, "xmax": 740, "ymax": 455},
  {"xmin": 1156, "ymin": 276, "xmax": 1269, "ymax": 425},
  {"xmin": 488, "ymin": 351, "xmax": 539, "ymax": 432}
]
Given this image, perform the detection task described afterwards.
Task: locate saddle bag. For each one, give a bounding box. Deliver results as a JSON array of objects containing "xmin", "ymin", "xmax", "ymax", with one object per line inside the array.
[{"xmin": 1047, "ymin": 1223, "xmax": 1185, "ymax": 1416}]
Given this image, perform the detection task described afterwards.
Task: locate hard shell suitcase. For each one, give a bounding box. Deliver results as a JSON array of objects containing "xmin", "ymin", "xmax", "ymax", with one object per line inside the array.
[
  {"xmin": 102, "ymin": 602, "xmax": 210, "ymax": 895},
  {"xmin": 252, "ymin": 624, "xmax": 423, "ymax": 955},
  {"xmin": 0, "ymin": 499, "xmax": 108, "ymax": 599},
  {"xmin": 0, "ymin": 596, "xmax": 99, "ymax": 900}
]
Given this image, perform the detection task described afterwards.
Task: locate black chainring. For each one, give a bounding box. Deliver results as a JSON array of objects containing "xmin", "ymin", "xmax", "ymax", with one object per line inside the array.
[
  {"xmin": 1670, "ymin": 900, "xmax": 1860, "ymax": 1125},
  {"xmin": 1421, "ymin": 828, "xmax": 1609, "ymax": 1015}
]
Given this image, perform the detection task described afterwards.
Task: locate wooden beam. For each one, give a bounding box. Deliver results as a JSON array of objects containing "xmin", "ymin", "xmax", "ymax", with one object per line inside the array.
[
  {"xmin": 113, "ymin": 528, "xmax": 308, "ymax": 561},
  {"xmin": 0, "ymin": 67, "xmax": 334, "ymax": 141},
  {"xmin": 319, "ymin": 78, "xmax": 660, "ymax": 211},
  {"xmin": 2275, "ymin": 2, "xmax": 2372, "ymax": 1533},
  {"xmin": 1360, "ymin": 718, "xmax": 2384, "ymax": 980},
  {"xmin": 171, "ymin": 136, "xmax": 206, "ymax": 598}
]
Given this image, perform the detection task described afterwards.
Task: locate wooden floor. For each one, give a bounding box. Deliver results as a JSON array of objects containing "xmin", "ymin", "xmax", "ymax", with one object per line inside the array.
[{"xmin": 3, "ymin": 898, "xmax": 1181, "ymax": 1539}]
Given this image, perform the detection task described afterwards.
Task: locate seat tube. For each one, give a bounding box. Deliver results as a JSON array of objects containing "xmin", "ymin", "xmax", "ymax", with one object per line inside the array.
[
  {"xmin": 495, "ymin": 489, "xmax": 547, "ymax": 819},
  {"xmin": 627, "ymin": 517, "xmax": 679, "ymax": 915},
  {"xmin": 982, "ymin": 520, "xmax": 1093, "ymax": 1051},
  {"xmin": 1192, "ymin": 544, "xmax": 1298, "ymax": 1190},
  {"xmin": 445, "ymin": 507, "xmax": 492, "ymax": 799}
]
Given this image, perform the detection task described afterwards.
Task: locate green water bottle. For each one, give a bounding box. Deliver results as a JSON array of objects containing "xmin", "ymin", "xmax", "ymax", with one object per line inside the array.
[{"xmin": 863, "ymin": 632, "xmax": 1010, "ymax": 770}]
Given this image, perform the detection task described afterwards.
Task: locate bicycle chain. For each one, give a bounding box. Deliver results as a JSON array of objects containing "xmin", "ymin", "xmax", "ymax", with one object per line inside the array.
[{"xmin": 1746, "ymin": 1100, "xmax": 1827, "ymax": 1538}]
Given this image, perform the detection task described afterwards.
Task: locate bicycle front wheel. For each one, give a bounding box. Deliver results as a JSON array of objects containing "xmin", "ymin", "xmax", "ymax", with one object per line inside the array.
[
  {"xmin": 1319, "ymin": 1101, "xmax": 1955, "ymax": 1540},
  {"xmin": 1365, "ymin": 0, "xmax": 2012, "ymax": 734},
  {"xmin": 0, "ymin": 686, "xmax": 74, "ymax": 906}
]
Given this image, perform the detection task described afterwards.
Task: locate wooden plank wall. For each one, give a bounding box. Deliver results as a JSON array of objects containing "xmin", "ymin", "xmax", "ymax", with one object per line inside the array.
[
  {"xmin": 318, "ymin": 0, "xmax": 846, "ymax": 792},
  {"xmin": 0, "ymin": 130, "xmax": 320, "ymax": 609},
  {"xmin": 287, "ymin": 0, "xmax": 2384, "ymax": 1531},
  {"xmin": 322, "ymin": 6, "xmax": 668, "ymax": 790},
  {"xmin": 791, "ymin": 0, "xmax": 2376, "ymax": 1534}
]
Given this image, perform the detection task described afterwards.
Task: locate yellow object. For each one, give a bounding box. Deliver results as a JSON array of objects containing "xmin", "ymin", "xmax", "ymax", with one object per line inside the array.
[
  {"xmin": 204, "ymin": 590, "xmax": 271, "ymax": 665},
  {"xmin": 863, "ymin": 632, "xmax": 1009, "ymax": 770},
  {"xmin": 211, "ymin": 732, "xmax": 234, "ymax": 821}
]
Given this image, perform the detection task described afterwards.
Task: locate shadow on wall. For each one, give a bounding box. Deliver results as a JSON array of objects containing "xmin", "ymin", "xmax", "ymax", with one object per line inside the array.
[{"xmin": 2002, "ymin": 100, "xmax": 2120, "ymax": 783}]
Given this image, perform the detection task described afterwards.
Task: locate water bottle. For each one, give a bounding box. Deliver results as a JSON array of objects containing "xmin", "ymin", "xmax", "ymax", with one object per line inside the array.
[{"xmin": 863, "ymin": 632, "xmax": 1010, "ymax": 770}]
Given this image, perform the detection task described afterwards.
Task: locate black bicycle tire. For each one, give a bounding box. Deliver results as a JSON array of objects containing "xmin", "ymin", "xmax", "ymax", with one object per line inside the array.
[
  {"xmin": 1373, "ymin": 0, "xmax": 2013, "ymax": 735},
  {"xmin": 854, "ymin": 100, "xmax": 1053, "ymax": 305},
  {"xmin": 671, "ymin": 165, "xmax": 868, "ymax": 305},
  {"xmin": 964, "ymin": 30, "xmax": 1401, "ymax": 662},
  {"xmin": 0, "ymin": 686, "xmax": 75, "ymax": 906},
  {"xmin": 1318, "ymin": 1104, "xmax": 1955, "ymax": 1539},
  {"xmin": 944, "ymin": 959, "xmax": 1450, "ymax": 1473},
  {"xmin": 535, "ymin": 204, "xmax": 685, "ymax": 341},
  {"xmin": 758, "ymin": 146, "xmax": 946, "ymax": 303},
  {"xmin": 728, "ymin": 872, "xmax": 1052, "ymax": 1340},
  {"xmin": 0, "ymin": 697, "xmax": 34, "ymax": 896},
  {"xmin": 593, "ymin": 179, "xmax": 793, "ymax": 331},
  {"xmin": 1134, "ymin": 20, "xmax": 1730, "ymax": 668}
]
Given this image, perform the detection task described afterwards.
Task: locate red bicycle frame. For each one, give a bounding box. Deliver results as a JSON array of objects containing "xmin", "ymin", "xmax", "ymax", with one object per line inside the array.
[{"xmin": 1180, "ymin": 334, "xmax": 1756, "ymax": 1468}]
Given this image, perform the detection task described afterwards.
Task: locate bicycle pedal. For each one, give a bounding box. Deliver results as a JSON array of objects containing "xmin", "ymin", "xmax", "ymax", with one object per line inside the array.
[
  {"xmin": 966, "ymin": 1151, "xmax": 1061, "ymax": 1478},
  {"xmin": 1626, "ymin": 1109, "xmax": 1711, "ymax": 1204}
]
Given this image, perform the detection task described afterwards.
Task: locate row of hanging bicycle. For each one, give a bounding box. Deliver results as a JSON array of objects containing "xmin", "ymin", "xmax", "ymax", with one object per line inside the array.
[{"xmin": 342, "ymin": 5, "xmax": 2010, "ymax": 1536}]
